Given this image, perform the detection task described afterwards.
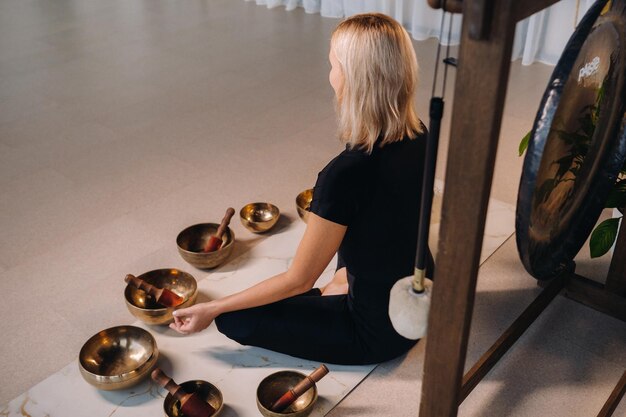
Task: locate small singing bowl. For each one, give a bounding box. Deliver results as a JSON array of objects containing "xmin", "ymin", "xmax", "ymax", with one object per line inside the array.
[
  {"xmin": 124, "ymin": 269, "xmax": 198, "ymax": 325},
  {"xmin": 176, "ymin": 223, "xmax": 235, "ymax": 269},
  {"xmin": 79, "ymin": 325, "xmax": 158, "ymax": 391},
  {"xmin": 163, "ymin": 380, "xmax": 224, "ymax": 417},
  {"xmin": 256, "ymin": 371, "xmax": 318, "ymax": 417},
  {"xmin": 296, "ymin": 189, "xmax": 313, "ymax": 223},
  {"xmin": 240, "ymin": 203, "xmax": 280, "ymax": 233}
]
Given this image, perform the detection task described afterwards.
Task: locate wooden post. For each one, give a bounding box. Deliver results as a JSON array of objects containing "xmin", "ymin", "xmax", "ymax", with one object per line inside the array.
[
  {"xmin": 418, "ymin": 1, "xmax": 559, "ymax": 416},
  {"xmin": 418, "ymin": 1, "xmax": 516, "ymax": 415}
]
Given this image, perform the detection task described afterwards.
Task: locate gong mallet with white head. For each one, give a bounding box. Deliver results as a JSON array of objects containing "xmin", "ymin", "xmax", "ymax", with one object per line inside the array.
[{"xmin": 388, "ymin": 96, "xmax": 443, "ymax": 340}]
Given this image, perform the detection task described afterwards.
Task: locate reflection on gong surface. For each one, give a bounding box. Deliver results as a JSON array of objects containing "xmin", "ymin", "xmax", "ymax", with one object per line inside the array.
[
  {"xmin": 517, "ymin": 1, "xmax": 626, "ymax": 279},
  {"xmin": 530, "ymin": 23, "xmax": 616, "ymax": 241}
]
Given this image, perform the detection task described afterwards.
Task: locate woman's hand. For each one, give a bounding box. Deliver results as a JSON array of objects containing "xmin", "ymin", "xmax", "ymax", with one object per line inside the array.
[{"xmin": 169, "ymin": 302, "xmax": 220, "ymax": 334}]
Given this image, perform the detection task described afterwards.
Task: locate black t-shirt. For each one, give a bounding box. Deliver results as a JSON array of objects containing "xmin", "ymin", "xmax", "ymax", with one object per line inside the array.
[{"xmin": 310, "ymin": 130, "xmax": 428, "ymax": 332}]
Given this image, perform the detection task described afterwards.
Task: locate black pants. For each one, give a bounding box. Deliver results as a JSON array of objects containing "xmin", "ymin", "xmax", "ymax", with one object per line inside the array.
[
  {"xmin": 214, "ymin": 289, "xmax": 377, "ymax": 365},
  {"xmin": 214, "ymin": 254, "xmax": 432, "ymax": 365}
]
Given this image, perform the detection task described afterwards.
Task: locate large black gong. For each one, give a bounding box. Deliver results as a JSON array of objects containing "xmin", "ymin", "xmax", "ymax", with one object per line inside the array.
[{"xmin": 516, "ymin": 0, "xmax": 626, "ymax": 280}]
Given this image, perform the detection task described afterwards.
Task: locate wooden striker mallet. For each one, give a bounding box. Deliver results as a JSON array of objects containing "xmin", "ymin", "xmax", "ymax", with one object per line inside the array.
[
  {"xmin": 270, "ymin": 364, "xmax": 329, "ymax": 412},
  {"xmin": 152, "ymin": 368, "xmax": 216, "ymax": 417},
  {"xmin": 203, "ymin": 207, "xmax": 235, "ymax": 252},
  {"xmin": 124, "ymin": 274, "xmax": 184, "ymax": 308}
]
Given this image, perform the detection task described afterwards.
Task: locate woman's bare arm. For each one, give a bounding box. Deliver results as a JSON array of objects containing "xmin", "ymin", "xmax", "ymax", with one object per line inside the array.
[{"xmin": 169, "ymin": 213, "xmax": 346, "ymax": 334}]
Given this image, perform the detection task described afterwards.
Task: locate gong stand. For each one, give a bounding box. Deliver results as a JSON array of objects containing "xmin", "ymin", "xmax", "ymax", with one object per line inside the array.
[{"xmin": 419, "ymin": 1, "xmax": 626, "ymax": 417}]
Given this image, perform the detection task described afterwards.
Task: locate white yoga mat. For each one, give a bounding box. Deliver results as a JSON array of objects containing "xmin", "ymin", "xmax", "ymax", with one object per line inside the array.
[
  {"xmin": 3, "ymin": 220, "xmax": 375, "ymax": 417},
  {"xmin": 3, "ymin": 190, "xmax": 516, "ymax": 417}
]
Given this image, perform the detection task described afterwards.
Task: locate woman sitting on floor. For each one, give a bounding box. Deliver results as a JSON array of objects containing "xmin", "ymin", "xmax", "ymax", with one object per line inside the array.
[{"xmin": 170, "ymin": 13, "xmax": 432, "ymax": 365}]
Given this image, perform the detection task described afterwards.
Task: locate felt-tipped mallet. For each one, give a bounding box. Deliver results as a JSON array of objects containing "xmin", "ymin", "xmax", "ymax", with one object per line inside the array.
[
  {"xmin": 125, "ymin": 274, "xmax": 184, "ymax": 308},
  {"xmin": 203, "ymin": 207, "xmax": 235, "ymax": 253},
  {"xmin": 152, "ymin": 368, "xmax": 216, "ymax": 417},
  {"xmin": 270, "ymin": 364, "xmax": 329, "ymax": 412},
  {"xmin": 388, "ymin": 96, "xmax": 443, "ymax": 340}
]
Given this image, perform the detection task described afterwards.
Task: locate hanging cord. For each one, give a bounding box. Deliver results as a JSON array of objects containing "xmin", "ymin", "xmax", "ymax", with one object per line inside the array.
[
  {"xmin": 431, "ymin": 6, "xmax": 455, "ymax": 98},
  {"xmin": 413, "ymin": 4, "xmax": 455, "ymax": 292},
  {"xmin": 442, "ymin": 11, "xmax": 454, "ymax": 98},
  {"xmin": 431, "ymin": 7, "xmax": 447, "ymax": 99}
]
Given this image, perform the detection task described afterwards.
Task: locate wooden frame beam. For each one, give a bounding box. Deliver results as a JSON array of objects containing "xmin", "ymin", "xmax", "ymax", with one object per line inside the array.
[
  {"xmin": 460, "ymin": 274, "xmax": 566, "ymax": 402},
  {"xmin": 561, "ymin": 274, "xmax": 626, "ymax": 322},
  {"xmin": 597, "ymin": 371, "xmax": 626, "ymax": 417}
]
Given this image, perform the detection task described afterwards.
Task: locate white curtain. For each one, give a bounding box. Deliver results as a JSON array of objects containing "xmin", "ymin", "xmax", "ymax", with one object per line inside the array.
[{"xmin": 246, "ymin": 0, "xmax": 596, "ymax": 66}]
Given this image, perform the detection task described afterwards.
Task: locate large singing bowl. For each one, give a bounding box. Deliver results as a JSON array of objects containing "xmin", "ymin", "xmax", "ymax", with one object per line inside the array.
[
  {"xmin": 79, "ymin": 326, "xmax": 158, "ymax": 390},
  {"xmin": 516, "ymin": 0, "xmax": 626, "ymax": 280}
]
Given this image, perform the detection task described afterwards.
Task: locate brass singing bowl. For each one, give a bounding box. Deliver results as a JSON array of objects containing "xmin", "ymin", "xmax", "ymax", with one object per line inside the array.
[
  {"xmin": 176, "ymin": 223, "xmax": 235, "ymax": 269},
  {"xmin": 296, "ymin": 189, "xmax": 313, "ymax": 223},
  {"xmin": 124, "ymin": 269, "xmax": 198, "ymax": 325},
  {"xmin": 79, "ymin": 325, "xmax": 158, "ymax": 391},
  {"xmin": 256, "ymin": 371, "xmax": 318, "ymax": 417},
  {"xmin": 240, "ymin": 202, "xmax": 280, "ymax": 233},
  {"xmin": 164, "ymin": 380, "xmax": 224, "ymax": 417}
]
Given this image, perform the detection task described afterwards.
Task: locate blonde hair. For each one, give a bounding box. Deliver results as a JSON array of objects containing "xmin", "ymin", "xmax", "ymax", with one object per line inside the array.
[{"xmin": 331, "ymin": 13, "xmax": 423, "ymax": 153}]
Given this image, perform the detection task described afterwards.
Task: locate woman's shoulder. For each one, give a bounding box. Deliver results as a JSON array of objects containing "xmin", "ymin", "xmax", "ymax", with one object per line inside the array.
[
  {"xmin": 380, "ymin": 127, "xmax": 428, "ymax": 154},
  {"xmin": 320, "ymin": 147, "xmax": 371, "ymax": 180},
  {"xmin": 384, "ymin": 128, "xmax": 428, "ymax": 149},
  {"xmin": 310, "ymin": 148, "xmax": 371, "ymax": 226}
]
